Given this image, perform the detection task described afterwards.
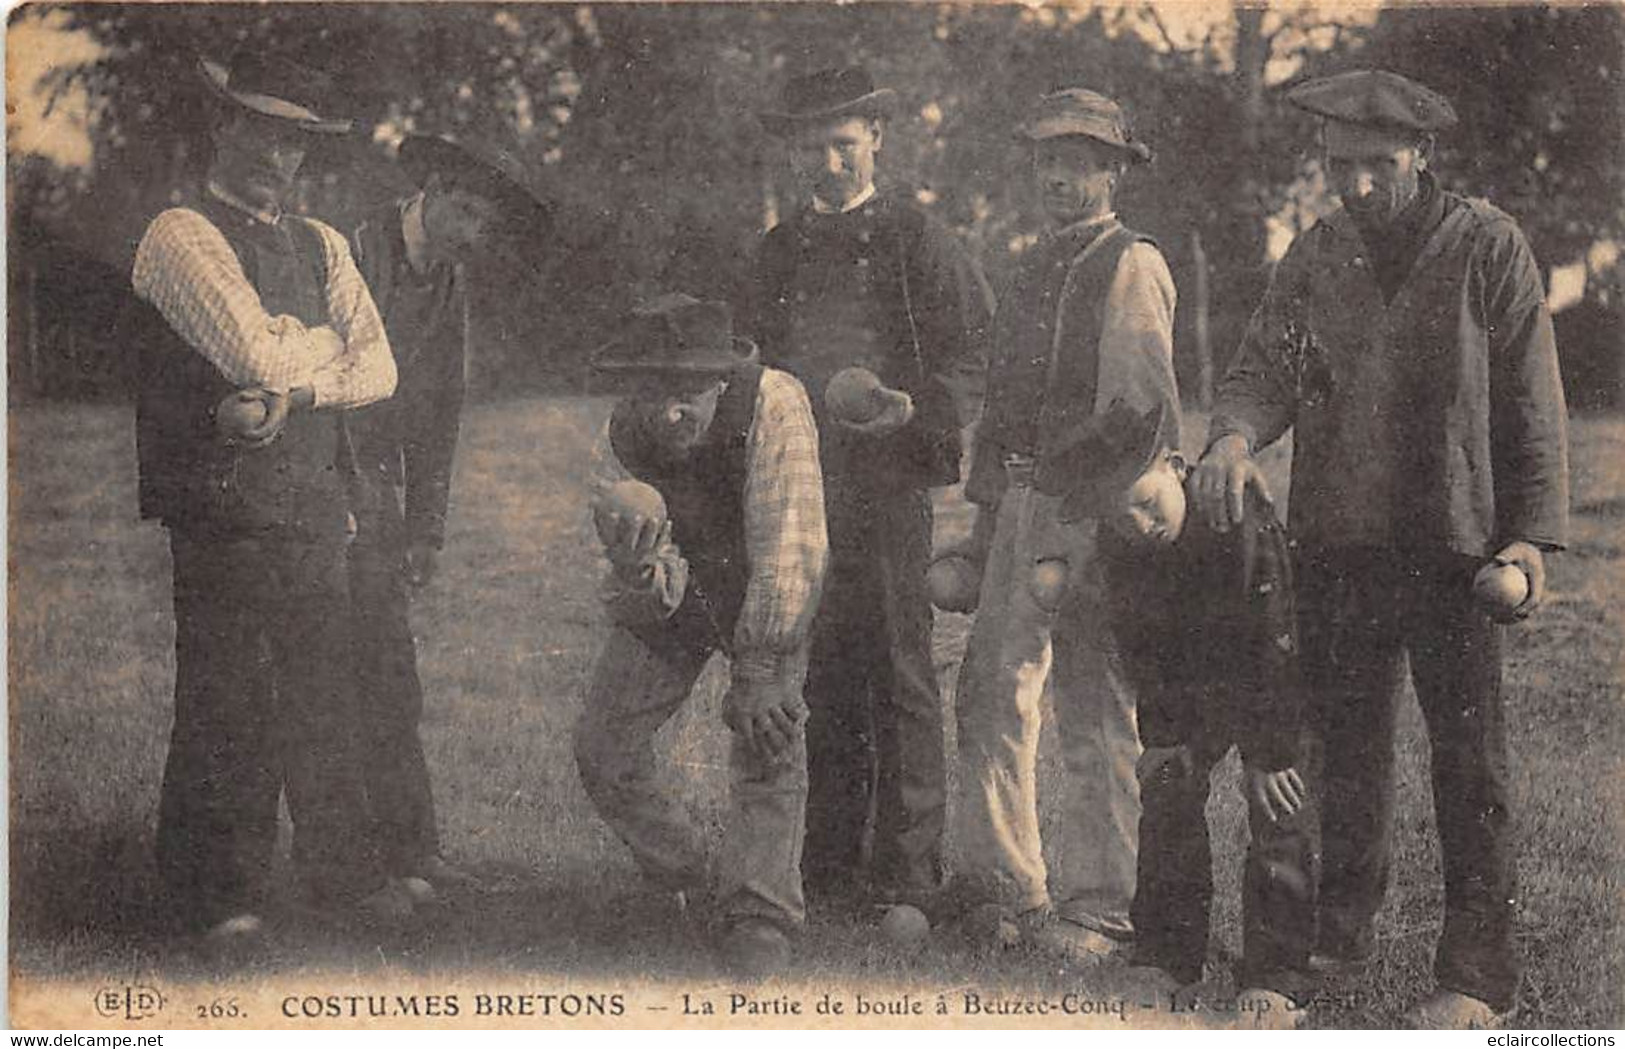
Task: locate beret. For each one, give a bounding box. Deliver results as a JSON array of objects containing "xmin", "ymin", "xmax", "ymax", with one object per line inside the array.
[{"xmin": 1286, "ymin": 69, "xmax": 1457, "ymax": 133}]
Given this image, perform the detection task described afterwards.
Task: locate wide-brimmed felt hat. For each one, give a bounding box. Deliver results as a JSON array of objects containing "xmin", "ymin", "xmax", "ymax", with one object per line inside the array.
[
  {"xmin": 398, "ymin": 133, "xmax": 554, "ymax": 236},
  {"xmin": 592, "ymin": 293, "xmax": 759, "ymax": 379},
  {"xmin": 760, "ymin": 66, "xmax": 896, "ymax": 136},
  {"xmin": 1017, "ymin": 88, "xmax": 1152, "ymax": 164},
  {"xmin": 199, "ymin": 52, "xmax": 352, "ymax": 135},
  {"xmin": 1053, "ymin": 399, "xmax": 1178, "ymax": 520},
  {"xmin": 1286, "ymin": 69, "xmax": 1457, "ymax": 133}
]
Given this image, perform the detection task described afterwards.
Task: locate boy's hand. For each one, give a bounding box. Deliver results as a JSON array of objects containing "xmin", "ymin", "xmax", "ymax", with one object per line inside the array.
[
  {"xmin": 1137, "ymin": 744, "xmax": 1192, "ymax": 787},
  {"xmin": 1245, "ymin": 765, "xmax": 1306, "ymax": 822},
  {"xmin": 722, "ymin": 680, "xmax": 807, "ymax": 765},
  {"xmin": 215, "ymin": 388, "xmax": 288, "ymax": 447}
]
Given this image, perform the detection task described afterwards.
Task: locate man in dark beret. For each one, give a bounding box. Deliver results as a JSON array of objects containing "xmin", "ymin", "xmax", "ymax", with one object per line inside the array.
[
  {"xmin": 1192, "ymin": 69, "xmax": 1569, "ymax": 1028},
  {"xmin": 749, "ymin": 66, "xmax": 990, "ymax": 918},
  {"xmin": 343, "ymin": 134, "xmax": 552, "ymax": 901}
]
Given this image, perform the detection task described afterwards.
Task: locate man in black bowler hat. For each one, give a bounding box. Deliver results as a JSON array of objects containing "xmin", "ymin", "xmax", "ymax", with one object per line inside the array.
[
  {"xmin": 131, "ymin": 50, "xmax": 407, "ymax": 942},
  {"xmin": 343, "ymin": 133, "xmax": 553, "ymax": 901},
  {"xmin": 750, "ymin": 65, "xmax": 989, "ymax": 918},
  {"xmin": 1192, "ymin": 69, "xmax": 1569, "ymax": 1028}
]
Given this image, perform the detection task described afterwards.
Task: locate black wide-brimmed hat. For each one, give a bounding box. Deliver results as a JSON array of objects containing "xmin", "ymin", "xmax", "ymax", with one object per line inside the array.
[
  {"xmin": 1050, "ymin": 399, "xmax": 1178, "ymax": 521},
  {"xmin": 592, "ymin": 294, "xmax": 759, "ymax": 379},
  {"xmin": 1016, "ymin": 88, "xmax": 1152, "ymax": 164},
  {"xmin": 760, "ymin": 66, "xmax": 897, "ymax": 136},
  {"xmin": 1286, "ymin": 69, "xmax": 1458, "ymax": 133},
  {"xmin": 198, "ymin": 52, "xmax": 352, "ymax": 135},
  {"xmin": 397, "ymin": 133, "xmax": 554, "ymax": 235}
]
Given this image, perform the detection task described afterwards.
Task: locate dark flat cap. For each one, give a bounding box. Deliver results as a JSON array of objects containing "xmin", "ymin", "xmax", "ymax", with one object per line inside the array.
[
  {"xmin": 1016, "ymin": 88, "xmax": 1152, "ymax": 164},
  {"xmin": 1286, "ymin": 69, "xmax": 1457, "ymax": 132}
]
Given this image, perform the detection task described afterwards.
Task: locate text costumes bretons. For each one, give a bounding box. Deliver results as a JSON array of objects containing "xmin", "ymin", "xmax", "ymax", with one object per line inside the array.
[{"xmin": 131, "ymin": 52, "xmax": 1566, "ymax": 1026}]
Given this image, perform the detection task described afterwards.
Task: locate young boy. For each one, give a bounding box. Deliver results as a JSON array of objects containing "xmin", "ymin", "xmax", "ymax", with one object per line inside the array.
[{"xmin": 1054, "ymin": 401, "xmax": 1313, "ymax": 1025}]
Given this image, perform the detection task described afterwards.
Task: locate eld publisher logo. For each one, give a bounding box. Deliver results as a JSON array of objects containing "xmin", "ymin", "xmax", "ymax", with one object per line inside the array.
[{"xmin": 94, "ymin": 985, "xmax": 166, "ymax": 1021}]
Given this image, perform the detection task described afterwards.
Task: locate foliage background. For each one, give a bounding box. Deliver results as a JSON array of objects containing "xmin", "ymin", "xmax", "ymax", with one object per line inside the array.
[{"xmin": 8, "ymin": 2, "xmax": 1624, "ymax": 404}]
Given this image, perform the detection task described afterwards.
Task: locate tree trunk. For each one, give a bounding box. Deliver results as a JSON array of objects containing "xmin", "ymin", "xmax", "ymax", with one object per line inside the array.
[
  {"xmin": 1191, "ymin": 229, "xmax": 1212, "ymax": 411},
  {"xmin": 1234, "ymin": 8, "xmax": 1268, "ymax": 154}
]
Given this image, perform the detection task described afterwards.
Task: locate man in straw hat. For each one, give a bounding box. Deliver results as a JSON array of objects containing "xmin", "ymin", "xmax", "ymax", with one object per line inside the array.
[
  {"xmin": 342, "ymin": 133, "xmax": 553, "ymax": 901},
  {"xmin": 948, "ymin": 87, "xmax": 1178, "ymax": 963},
  {"xmin": 576, "ymin": 294, "xmax": 828, "ymax": 976},
  {"xmin": 750, "ymin": 65, "xmax": 989, "ymax": 919},
  {"xmin": 1192, "ymin": 69, "xmax": 1569, "ymax": 1027},
  {"xmin": 131, "ymin": 50, "xmax": 407, "ymax": 942}
]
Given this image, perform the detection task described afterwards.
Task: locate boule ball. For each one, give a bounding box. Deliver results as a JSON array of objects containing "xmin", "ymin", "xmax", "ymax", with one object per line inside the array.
[
  {"xmin": 879, "ymin": 903, "xmax": 931, "ymax": 946},
  {"xmin": 1030, "ymin": 559, "xmax": 1070, "ymax": 613},
  {"xmin": 593, "ymin": 479, "xmax": 668, "ymax": 548},
  {"xmin": 1472, "ymin": 561, "xmax": 1529, "ymax": 614},
  {"xmin": 217, "ymin": 395, "xmax": 268, "ymax": 435},
  {"xmin": 927, "ymin": 553, "xmax": 980, "ymax": 613},
  {"xmin": 825, "ymin": 367, "xmax": 885, "ymax": 425}
]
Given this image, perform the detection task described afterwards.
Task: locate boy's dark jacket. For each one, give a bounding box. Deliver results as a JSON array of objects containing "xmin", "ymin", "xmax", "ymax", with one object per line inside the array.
[{"xmin": 1101, "ymin": 488, "xmax": 1301, "ymax": 772}]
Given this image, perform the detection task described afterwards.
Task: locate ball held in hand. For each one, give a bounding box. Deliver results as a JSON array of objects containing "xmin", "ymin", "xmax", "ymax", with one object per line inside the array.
[
  {"xmin": 825, "ymin": 367, "xmax": 886, "ymax": 424},
  {"xmin": 927, "ymin": 553, "xmax": 980, "ymax": 612},
  {"xmin": 1472, "ymin": 561, "xmax": 1529, "ymax": 614},
  {"xmin": 593, "ymin": 479, "xmax": 668, "ymax": 548},
  {"xmin": 217, "ymin": 394, "xmax": 268, "ymax": 436}
]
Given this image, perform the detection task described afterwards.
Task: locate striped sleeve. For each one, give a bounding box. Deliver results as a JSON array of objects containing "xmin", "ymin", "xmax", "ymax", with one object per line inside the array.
[
  {"xmin": 731, "ymin": 368, "xmax": 829, "ymax": 685},
  {"xmin": 307, "ymin": 220, "xmax": 396, "ymax": 409}
]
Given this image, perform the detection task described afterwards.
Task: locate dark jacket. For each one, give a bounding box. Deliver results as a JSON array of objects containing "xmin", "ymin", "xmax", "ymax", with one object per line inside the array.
[
  {"xmin": 1211, "ymin": 190, "xmax": 1569, "ymax": 556},
  {"xmin": 347, "ymin": 202, "xmax": 467, "ymax": 549},
  {"xmin": 749, "ymin": 190, "xmax": 988, "ymax": 491},
  {"xmin": 1102, "ymin": 489, "xmax": 1301, "ymax": 772},
  {"xmin": 134, "ymin": 196, "xmax": 349, "ymax": 538}
]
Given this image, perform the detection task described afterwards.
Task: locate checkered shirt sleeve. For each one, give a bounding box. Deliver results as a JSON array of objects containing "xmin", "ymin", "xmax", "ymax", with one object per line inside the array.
[
  {"xmin": 132, "ymin": 208, "xmax": 395, "ymax": 409},
  {"xmin": 732, "ymin": 368, "xmax": 829, "ymax": 686}
]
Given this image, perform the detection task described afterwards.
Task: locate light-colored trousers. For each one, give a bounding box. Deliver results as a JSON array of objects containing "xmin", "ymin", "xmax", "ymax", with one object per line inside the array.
[
  {"xmin": 575, "ymin": 625, "xmax": 809, "ymax": 930},
  {"xmin": 952, "ymin": 480, "xmax": 1141, "ymax": 937}
]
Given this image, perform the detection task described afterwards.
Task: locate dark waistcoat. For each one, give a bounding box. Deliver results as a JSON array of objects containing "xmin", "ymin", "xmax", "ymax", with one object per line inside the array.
[
  {"xmin": 135, "ymin": 196, "xmax": 349, "ymax": 537},
  {"xmin": 609, "ymin": 364, "xmax": 763, "ymax": 657},
  {"xmin": 968, "ymin": 222, "xmax": 1149, "ymax": 505}
]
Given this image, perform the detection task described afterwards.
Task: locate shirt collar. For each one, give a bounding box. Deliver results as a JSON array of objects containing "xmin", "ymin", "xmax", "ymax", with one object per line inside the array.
[
  {"xmin": 206, "ymin": 181, "xmax": 283, "ymax": 227},
  {"xmin": 812, "ymin": 182, "xmax": 878, "ymax": 216}
]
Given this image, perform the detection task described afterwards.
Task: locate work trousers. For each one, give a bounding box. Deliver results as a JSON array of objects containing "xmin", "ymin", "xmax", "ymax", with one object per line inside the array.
[
  {"xmin": 156, "ymin": 526, "xmax": 381, "ymax": 928},
  {"xmin": 1131, "ymin": 736, "xmax": 1314, "ymax": 996},
  {"xmin": 1299, "ymin": 546, "xmax": 1521, "ymax": 1012},
  {"xmin": 347, "ymin": 485, "xmax": 439, "ymax": 871},
  {"xmin": 953, "ymin": 478, "xmax": 1140, "ymax": 935},
  {"xmin": 802, "ymin": 482, "xmax": 947, "ymax": 902},
  {"xmin": 575, "ymin": 627, "xmax": 810, "ymax": 930}
]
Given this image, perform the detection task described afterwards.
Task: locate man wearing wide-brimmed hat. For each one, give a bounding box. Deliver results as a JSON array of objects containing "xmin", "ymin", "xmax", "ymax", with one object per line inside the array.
[
  {"xmin": 342, "ymin": 132, "xmax": 554, "ymax": 901},
  {"xmin": 131, "ymin": 50, "xmax": 407, "ymax": 942},
  {"xmin": 949, "ymin": 87, "xmax": 1178, "ymax": 963},
  {"xmin": 750, "ymin": 65, "xmax": 989, "ymax": 918},
  {"xmin": 1193, "ymin": 69, "xmax": 1568, "ymax": 1028},
  {"xmin": 576, "ymin": 294, "xmax": 828, "ymax": 976}
]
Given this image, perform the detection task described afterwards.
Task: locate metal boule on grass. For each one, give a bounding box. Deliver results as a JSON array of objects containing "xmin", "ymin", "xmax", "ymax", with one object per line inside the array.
[{"xmin": 879, "ymin": 903, "xmax": 931, "ymax": 946}]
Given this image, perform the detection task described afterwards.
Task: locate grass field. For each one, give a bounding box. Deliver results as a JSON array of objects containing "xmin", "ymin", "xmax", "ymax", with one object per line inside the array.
[{"xmin": 8, "ymin": 397, "xmax": 1624, "ymax": 1028}]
